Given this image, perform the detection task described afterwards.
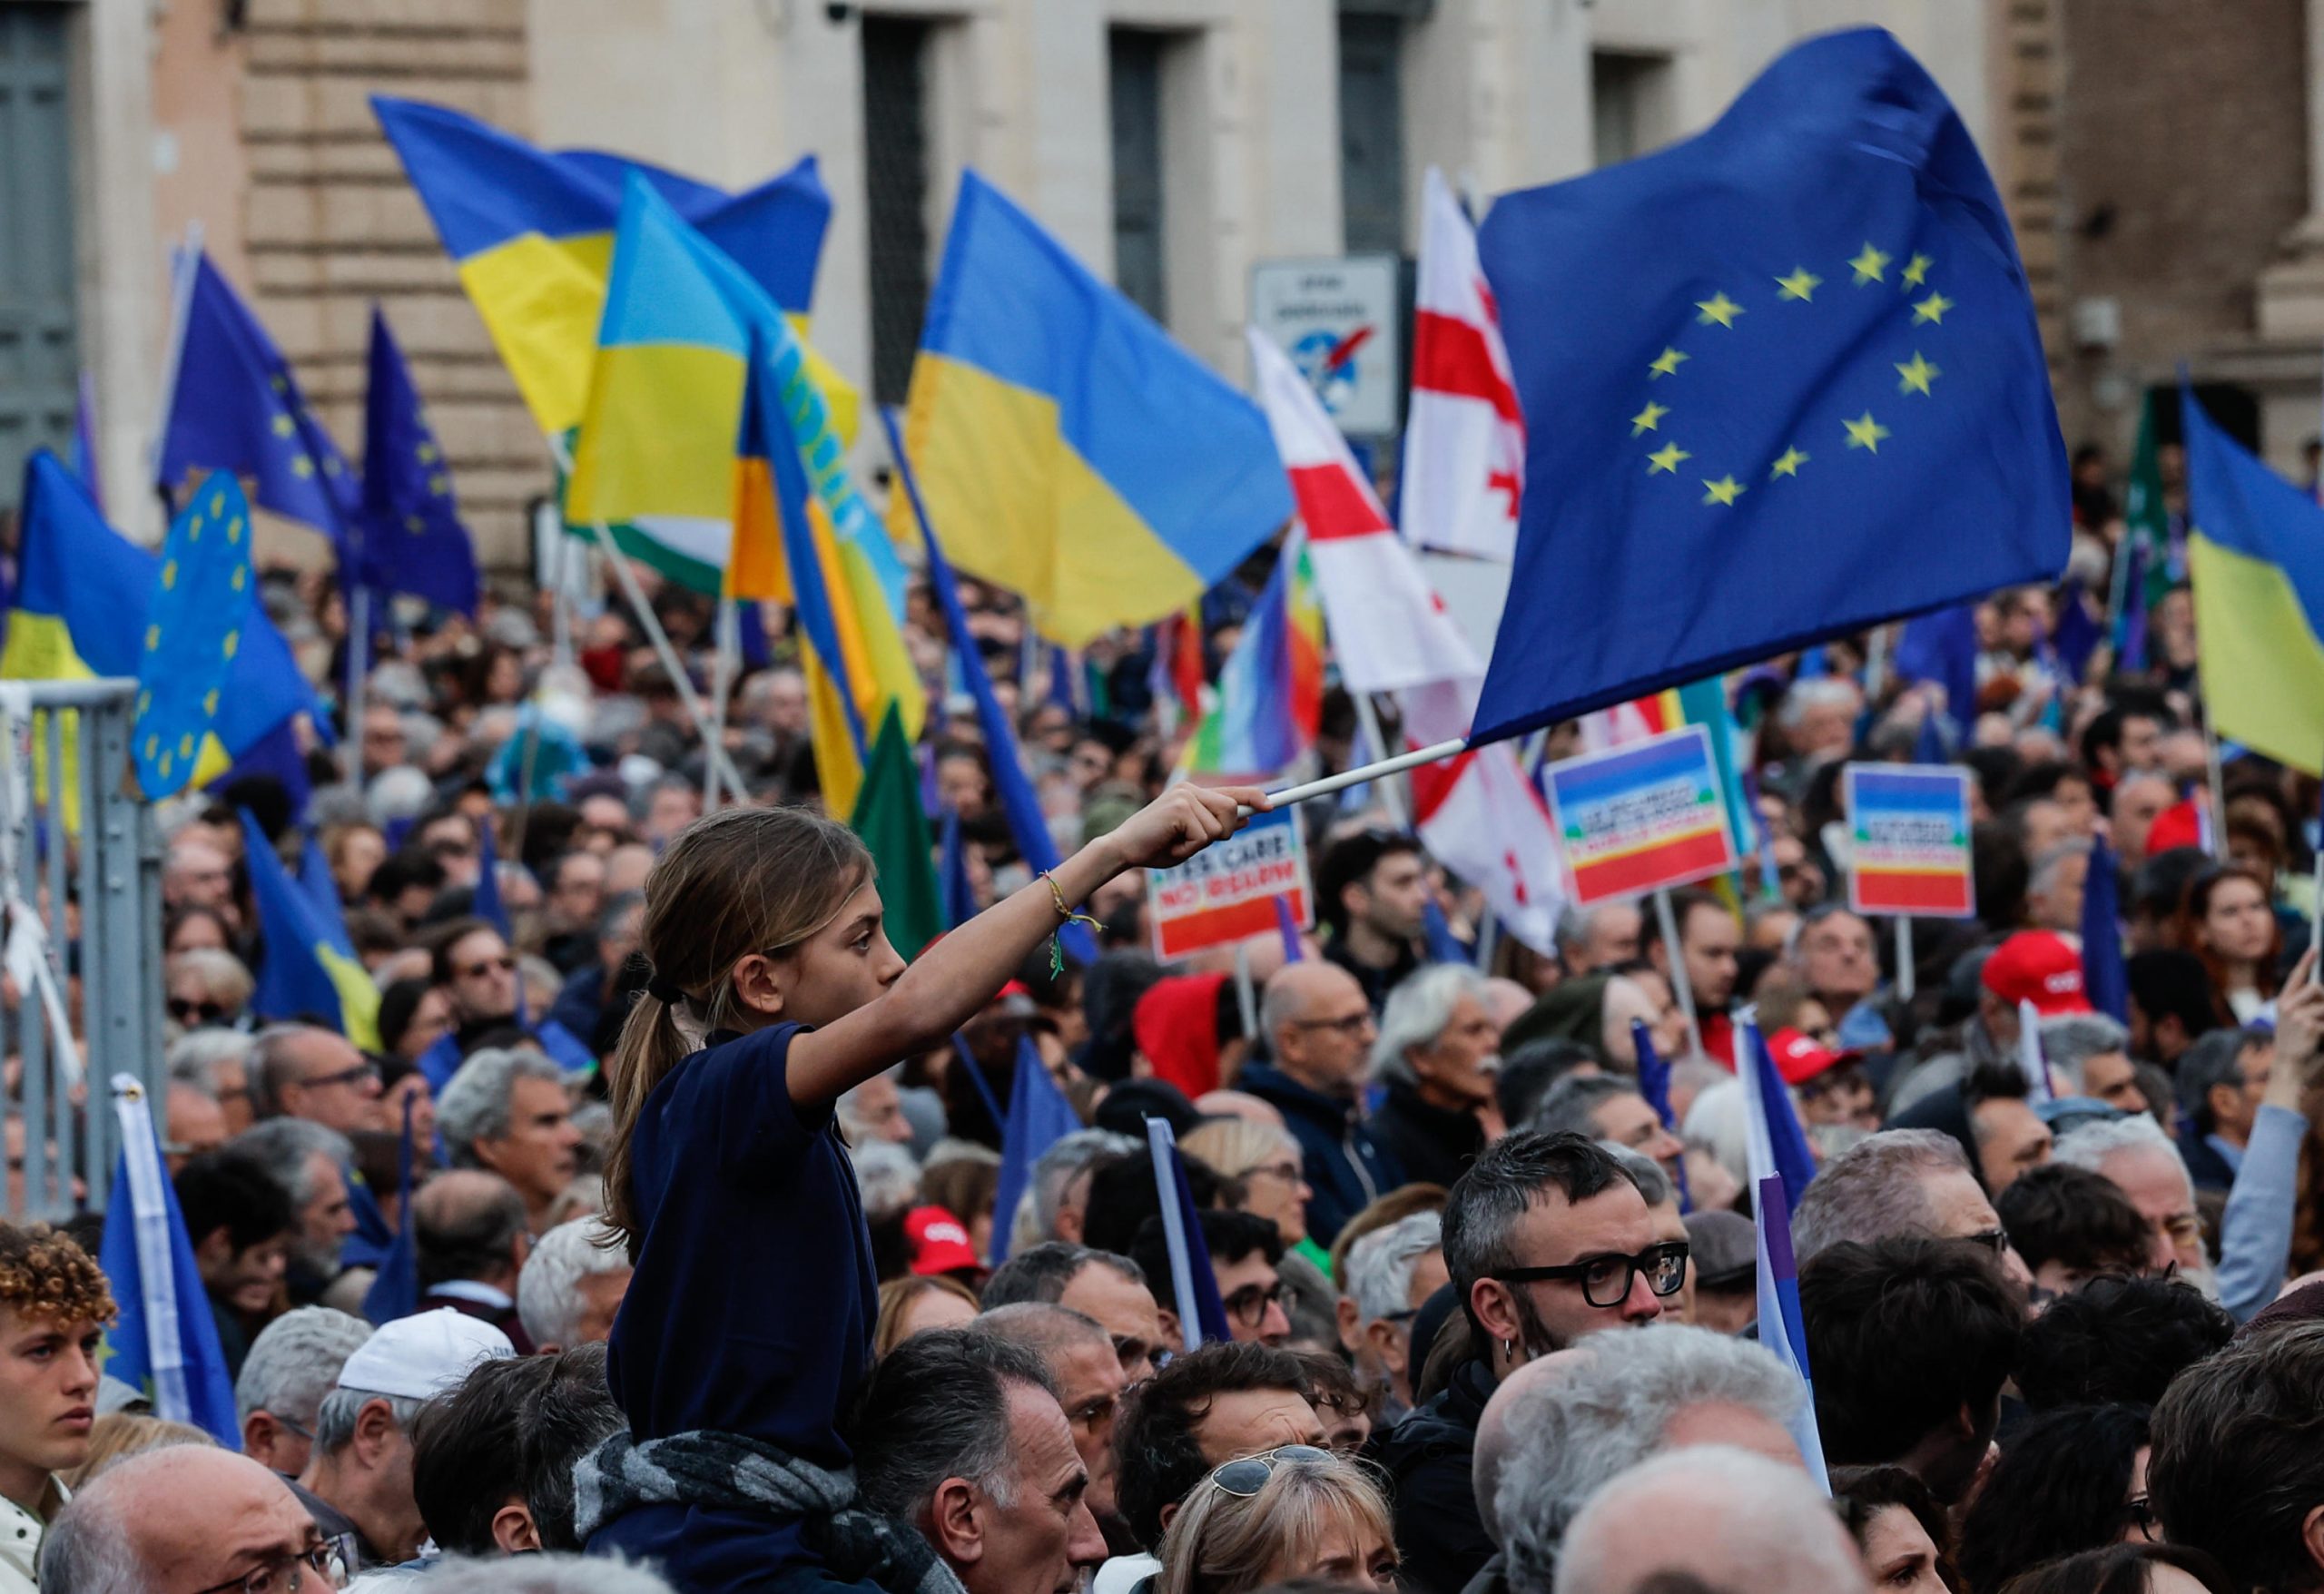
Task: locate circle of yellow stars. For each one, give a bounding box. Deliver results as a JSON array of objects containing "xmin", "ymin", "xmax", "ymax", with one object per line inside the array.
[{"xmin": 1630, "ymin": 241, "xmax": 1951, "ymax": 507}]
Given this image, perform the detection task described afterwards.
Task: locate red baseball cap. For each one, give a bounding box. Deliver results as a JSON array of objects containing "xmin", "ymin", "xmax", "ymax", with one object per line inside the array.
[
  {"xmin": 1767, "ymin": 1028, "xmax": 1861, "ymax": 1087},
  {"xmin": 904, "ymin": 1206, "xmax": 982, "ymax": 1277},
  {"xmin": 1981, "ymin": 931, "xmax": 2094, "ymax": 1017}
]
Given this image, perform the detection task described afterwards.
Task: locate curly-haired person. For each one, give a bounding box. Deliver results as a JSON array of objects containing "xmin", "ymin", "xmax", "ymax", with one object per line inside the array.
[{"xmin": 0, "ymin": 1220, "xmax": 115, "ymax": 1593}]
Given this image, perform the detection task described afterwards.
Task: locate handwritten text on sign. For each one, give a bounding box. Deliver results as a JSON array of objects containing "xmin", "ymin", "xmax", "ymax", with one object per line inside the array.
[
  {"xmin": 1543, "ymin": 725, "xmax": 1737, "ymax": 906},
  {"xmin": 1845, "ymin": 763, "xmax": 1976, "ymax": 918},
  {"xmin": 1148, "ymin": 806, "xmax": 1312, "ymax": 959}
]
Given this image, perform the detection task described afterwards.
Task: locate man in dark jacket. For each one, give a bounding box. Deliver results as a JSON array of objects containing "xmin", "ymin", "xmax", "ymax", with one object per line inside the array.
[
  {"xmin": 1236, "ymin": 962, "xmax": 1403, "ymax": 1245},
  {"xmin": 1367, "ymin": 1133, "xmax": 1675, "ymax": 1594}
]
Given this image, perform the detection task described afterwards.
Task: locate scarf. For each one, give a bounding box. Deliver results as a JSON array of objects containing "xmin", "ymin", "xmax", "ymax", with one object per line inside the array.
[{"xmin": 573, "ymin": 1429, "xmax": 966, "ymax": 1594}]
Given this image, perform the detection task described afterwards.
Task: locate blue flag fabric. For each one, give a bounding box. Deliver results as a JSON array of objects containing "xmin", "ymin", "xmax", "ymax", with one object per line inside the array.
[
  {"xmin": 297, "ymin": 833, "xmax": 341, "ymax": 925},
  {"xmin": 1754, "ymin": 1172, "xmax": 1830, "ymax": 1490},
  {"xmin": 359, "ymin": 309, "xmax": 481, "ymax": 615},
  {"xmin": 1910, "ymin": 707, "xmax": 1949, "ymax": 767},
  {"xmin": 1420, "ymin": 897, "xmax": 1469, "ymax": 966},
  {"xmin": 1630, "ymin": 1018, "xmax": 1692, "ymax": 1213},
  {"xmin": 991, "ymin": 1037, "xmax": 1079, "ymax": 1265},
  {"xmin": 2081, "ymin": 833, "xmax": 2131, "ymax": 1025},
  {"xmin": 158, "ymin": 252, "xmax": 357, "ymax": 544},
  {"xmin": 1274, "ymin": 896, "xmax": 1305, "ymax": 965},
  {"xmin": 1145, "ymin": 1117, "xmax": 1231, "ymax": 1348},
  {"xmin": 899, "ymin": 421, "xmax": 1097, "ymax": 964},
  {"xmin": 2053, "ymin": 579, "xmax": 2102, "ymax": 686},
  {"xmin": 1472, "ymin": 28, "xmax": 2067, "ymax": 743},
  {"xmin": 362, "ymin": 1096, "xmax": 422, "ymax": 1325},
  {"xmin": 473, "ymin": 818, "xmax": 512, "ymax": 939},
  {"xmin": 940, "ymin": 807, "xmax": 978, "ymax": 930},
  {"xmin": 1896, "ymin": 602, "xmax": 1983, "ymax": 736},
  {"xmin": 240, "ymin": 810, "xmax": 378, "ymax": 1049},
  {"xmin": 100, "ymin": 1089, "xmax": 240, "ymax": 1445},
  {"xmin": 1740, "ymin": 1017, "xmax": 1819, "ymax": 1219}
]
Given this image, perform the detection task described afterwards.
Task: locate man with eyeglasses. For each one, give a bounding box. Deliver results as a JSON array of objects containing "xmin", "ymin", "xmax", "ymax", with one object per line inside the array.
[
  {"xmin": 251, "ymin": 1026, "xmax": 385, "ymax": 1138},
  {"xmin": 39, "ymin": 1447, "xmax": 345, "ymax": 1594},
  {"xmin": 1130, "ymin": 1209, "xmax": 1293, "ymax": 1350},
  {"xmin": 419, "ymin": 920, "xmax": 598, "ymax": 1089},
  {"xmin": 236, "ymin": 1308, "xmax": 374, "ymax": 1479},
  {"xmin": 1372, "ymin": 1133, "xmax": 1681, "ymax": 1594},
  {"xmin": 1239, "ymin": 963, "xmax": 1403, "ymax": 1245}
]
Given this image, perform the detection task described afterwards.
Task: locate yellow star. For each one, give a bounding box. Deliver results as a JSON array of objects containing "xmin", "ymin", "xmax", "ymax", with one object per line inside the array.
[
  {"xmin": 143, "ymin": 625, "xmax": 159, "ymax": 652},
  {"xmin": 202, "ymin": 689, "xmax": 219, "ymax": 716},
  {"xmin": 269, "ymin": 375, "xmax": 288, "ymax": 395},
  {"xmin": 178, "ymin": 733, "xmax": 194, "ymax": 761},
  {"xmin": 417, "ymin": 442, "xmax": 438, "ymax": 464},
  {"xmin": 1647, "ymin": 442, "xmax": 1691, "ymax": 475},
  {"xmin": 210, "ymin": 491, "xmax": 226, "ymax": 517},
  {"xmin": 222, "ymin": 630, "xmax": 240, "ymax": 661},
  {"xmin": 1630, "ymin": 401, "xmax": 1669, "ymax": 437},
  {"xmin": 1912, "ymin": 290, "xmax": 1955, "ymax": 325},
  {"xmin": 428, "ymin": 473, "xmax": 448, "ymax": 495},
  {"xmin": 1844, "ymin": 412, "xmax": 1892, "ymax": 453},
  {"xmin": 290, "ymin": 457, "xmax": 314, "ymax": 479},
  {"xmin": 143, "ymin": 735, "xmax": 157, "ymax": 761},
  {"xmin": 271, "ymin": 413, "xmax": 294, "ymax": 438},
  {"xmin": 188, "ymin": 515, "xmax": 202, "ymax": 542},
  {"xmin": 406, "ymin": 515, "xmax": 426, "ymax": 534},
  {"xmin": 1902, "ymin": 252, "xmax": 1933, "ymax": 287},
  {"xmin": 1694, "ymin": 291, "xmax": 1744, "ymax": 329},
  {"xmin": 161, "ymin": 560, "xmax": 177, "ymax": 591},
  {"xmin": 1769, "ymin": 447, "xmax": 1809, "ymax": 479},
  {"xmin": 1649, "ymin": 347, "xmax": 1690, "ymax": 379},
  {"xmin": 1701, "ymin": 475, "xmax": 1746, "ymax": 507},
  {"xmin": 1849, "ymin": 243, "xmax": 1891, "ymax": 285},
  {"xmin": 1896, "ymin": 352, "xmax": 1941, "ymax": 396},
  {"xmin": 231, "ymin": 566, "xmax": 246, "ymax": 591},
  {"xmin": 228, "ymin": 517, "xmax": 244, "ymax": 544},
  {"xmin": 1775, "ymin": 268, "xmax": 1822, "ymax": 302},
  {"xmin": 159, "ymin": 750, "xmax": 172, "ymax": 779},
  {"xmin": 136, "ymin": 692, "xmax": 150, "ymax": 716}
]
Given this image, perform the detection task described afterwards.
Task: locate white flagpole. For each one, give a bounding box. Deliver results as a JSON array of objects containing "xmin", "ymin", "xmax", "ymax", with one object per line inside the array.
[
  {"xmin": 148, "ymin": 221, "xmax": 205, "ymax": 505},
  {"xmin": 1654, "ymin": 887, "xmax": 1706, "ymax": 1063},
  {"xmin": 112, "ymin": 1077, "xmax": 193, "ymax": 1422},
  {"xmin": 705, "ymin": 597, "xmax": 737, "ymax": 810}
]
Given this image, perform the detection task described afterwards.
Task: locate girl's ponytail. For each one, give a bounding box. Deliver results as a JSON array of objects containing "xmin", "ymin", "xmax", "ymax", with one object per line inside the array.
[{"xmin": 601, "ymin": 989, "xmax": 694, "ymax": 1249}]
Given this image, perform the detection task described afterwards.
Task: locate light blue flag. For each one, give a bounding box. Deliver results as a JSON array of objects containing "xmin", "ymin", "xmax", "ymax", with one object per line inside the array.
[{"xmin": 99, "ymin": 1077, "xmax": 240, "ymax": 1446}]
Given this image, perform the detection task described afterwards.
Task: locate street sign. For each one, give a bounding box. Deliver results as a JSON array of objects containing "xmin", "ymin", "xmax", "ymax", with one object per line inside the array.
[
  {"xmin": 1844, "ymin": 764, "xmax": 1976, "ymax": 917},
  {"xmin": 1250, "ymin": 255, "xmax": 1402, "ymax": 438},
  {"xmin": 1544, "ymin": 726, "xmax": 1738, "ymax": 905},
  {"xmin": 1147, "ymin": 805, "xmax": 1313, "ymax": 959}
]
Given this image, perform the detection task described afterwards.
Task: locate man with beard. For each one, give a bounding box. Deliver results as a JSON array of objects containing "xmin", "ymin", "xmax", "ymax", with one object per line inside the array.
[{"xmin": 1368, "ymin": 1133, "xmax": 1678, "ymax": 1594}]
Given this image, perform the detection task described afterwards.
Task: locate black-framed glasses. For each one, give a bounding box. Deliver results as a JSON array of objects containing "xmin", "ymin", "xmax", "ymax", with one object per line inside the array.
[
  {"xmin": 458, "ymin": 954, "xmax": 517, "ymax": 979},
  {"xmin": 1222, "ymin": 1279, "xmax": 1293, "ymax": 1329},
  {"xmin": 192, "ymin": 1535, "xmax": 351, "ymax": 1593},
  {"xmin": 1292, "ymin": 1012, "xmax": 1374, "ymax": 1037},
  {"xmin": 1494, "ymin": 1241, "xmax": 1689, "ymax": 1309},
  {"xmin": 1211, "ymin": 1444, "xmax": 1333, "ymax": 1498},
  {"xmin": 1958, "ymin": 1228, "xmax": 2009, "ymax": 1256},
  {"xmin": 301, "ymin": 1060, "xmax": 379, "ymax": 1092}
]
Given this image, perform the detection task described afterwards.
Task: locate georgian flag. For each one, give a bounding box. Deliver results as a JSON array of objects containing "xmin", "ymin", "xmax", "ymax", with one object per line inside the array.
[
  {"xmin": 1247, "ymin": 328, "xmax": 1483, "ymax": 694},
  {"xmin": 1401, "ymin": 167, "xmax": 1525, "ymax": 560}
]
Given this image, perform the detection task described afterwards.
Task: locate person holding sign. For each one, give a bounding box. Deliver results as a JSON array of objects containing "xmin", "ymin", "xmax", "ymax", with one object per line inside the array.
[{"xmin": 585, "ymin": 783, "xmax": 1262, "ymax": 1592}]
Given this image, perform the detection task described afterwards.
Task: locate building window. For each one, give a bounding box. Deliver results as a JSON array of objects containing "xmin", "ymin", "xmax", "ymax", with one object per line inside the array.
[
  {"xmin": 1592, "ymin": 52, "xmax": 1675, "ymax": 170},
  {"xmin": 1338, "ymin": 10, "xmax": 1405, "ymax": 255},
  {"xmin": 862, "ymin": 15, "xmax": 933, "ymax": 408},
  {"xmin": 0, "ymin": 4, "xmax": 78, "ymax": 511},
  {"xmin": 1109, "ymin": 29, "xmax": 1167, "ymax": 321}
]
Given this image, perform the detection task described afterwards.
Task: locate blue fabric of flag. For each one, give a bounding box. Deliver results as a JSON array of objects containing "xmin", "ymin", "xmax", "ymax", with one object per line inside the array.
[
  {"xmin": 908, "ymin": 457, "xmax": 1097, "ymax": 964},
  {"xmin": 100, "ymin": 1108, "xmax": 240, "ymax": 1445},
  {"xmin": 992, "ymin": 1037, "xmax": 1078, "ymax": 1265},
  {"xmin": 158, "ymin": 253, "xmax": 357, "ymax": 545},
  {"xmin": 940, "ymin": 807, "xmax": 978, "ymax": 930},
  {"xmin": 1743, "ymin": 1018, "xmax": 1818, "ymax": 1218},
  {"xmin": 2081, "ymin": 832, "xmax": 2131, "ymax": 1025},
  {"xmin": 362, "ymin": 1096, "xmax": 422, "ymax": 1324},
  {"xmin": 1754, "ymin": 1172, "xmax": 1830, "ymax": 1491},
  {"xmin": 2053, "ymin": 579, "xmax": 2102, "ymax": 684},
  {"xmin": 473, "ymin": 817, "xmax": 512, "ymax": 939},
  {"xmin": 1145, "ymin": 1117, "xmax": 1231, "ymax": 1347},
  {"xmin": 1910, "ymin": 708, "xmax": 1948, "ymax": 767},
  {"xmin": 1274, "ymin": 896, "xmax": 1305, "ymax": 965},
  {"xmin": 1471, "ymin": 28, "xmax": 2066, "ymax": 743},
  {"xmin": 240, "ymin": 810, "xmax": 375, "ymax": 1048},
  {"xmin": 359, "ymin": 309, "xmax": 480, "ymax": 614},
  {"xmin": 297, "ymin": 833, "xmax": 340, "ymax": 925},
  {"xmin": 1895, "ymin": 601, "xmax": 1982, "ymax": 735},
  {"xmin": 1420, "ymin": 898, "xmax": 1469, "ymax": 966},
  {"xmin": 1630, "ymin": 1018, "xmax": 1691, "ymax": 1212},
  {"xmin": 69, "ymin": 370, "xmax": 101, "ymax": 512}
]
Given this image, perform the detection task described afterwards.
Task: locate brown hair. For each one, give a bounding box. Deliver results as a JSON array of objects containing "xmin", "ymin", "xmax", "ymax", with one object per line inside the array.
[
  {"xmin": 0, "ymin": 1222, "xmax": 115, "ymax": 1329},
  {"xmin": 872, "ymin": 1274, "xmax": 980, "ymax": 1360},
  {"xmin": 1153, "ymin": 1446, "xmax": 1395, "ymax": 1594},
  {"xmin": 2175, "ymin": 863, "xmax": 2280, "ymax": 1020},
  {"xmin": 1325, "ymin": 1185, "xmax": 1447, "ymax": 1289},
  {"xmin": 58, "ymin": 1413, "xmax": 212, "ymax": 1491},
  {"xmin": 602, "ymin": 806, "xmax": 871, "ymax": 1240}
]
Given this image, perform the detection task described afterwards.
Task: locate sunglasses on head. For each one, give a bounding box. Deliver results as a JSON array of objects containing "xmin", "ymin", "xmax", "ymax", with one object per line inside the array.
[{"xmin": 1210, "ymin": 1445, "xmax": 1333, "ymax": 1498}]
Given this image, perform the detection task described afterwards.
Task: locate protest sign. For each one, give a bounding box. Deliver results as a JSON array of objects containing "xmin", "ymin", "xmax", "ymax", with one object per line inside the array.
[
  {"xmin": 1844, "ymin": 763, "xmax": 1976, "ymax": 917},
  {"xmin": 1544, "ymin": 725, "xmax": 1737, "ymax": 905},
  {"xmin": 1147, "ymin": 805, "xmax": 1312, "ymax": 959}
]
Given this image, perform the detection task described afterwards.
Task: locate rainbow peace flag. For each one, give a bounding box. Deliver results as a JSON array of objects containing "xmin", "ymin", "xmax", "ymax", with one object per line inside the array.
[
  {"xmin": 901, "ymin": 172, "xmax": 1290, "ymax": 646},
  {"xmin": 1183, "ymin": 536, "xmax": 1322, "ymax": 778}
]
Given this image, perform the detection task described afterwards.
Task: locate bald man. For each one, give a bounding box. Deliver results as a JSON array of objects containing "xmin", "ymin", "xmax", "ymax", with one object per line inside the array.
[
  {"xmin": 1551, "ymin": 1445, "xmax": 1868, "ymax": 1594},
  {"xmin": 1473, "ymin": 1348, "xmax": 1596, "ymax": 1547},
  {"xmin": 416, "ymin": 1170, "xmax": 537, "ymax": 1353},
  {"xmin": 42, "ymin": 1447, "xmax": 324, "ymax": 1593},
  {"xmin": 1238, "ymin": 962, "xmax": 1404, "ymax": 1244}
]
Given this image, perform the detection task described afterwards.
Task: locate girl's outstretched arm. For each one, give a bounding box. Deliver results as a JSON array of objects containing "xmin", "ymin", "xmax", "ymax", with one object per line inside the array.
[{"xmin": 787, "ymin": 782, "xmax": 1268, "ymax": 1107}]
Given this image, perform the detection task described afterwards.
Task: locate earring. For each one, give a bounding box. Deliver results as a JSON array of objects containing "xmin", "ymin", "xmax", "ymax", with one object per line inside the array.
[{"xmin": 1503, "ymin": 1339, "xmax": 1515, "ymax": 1359}]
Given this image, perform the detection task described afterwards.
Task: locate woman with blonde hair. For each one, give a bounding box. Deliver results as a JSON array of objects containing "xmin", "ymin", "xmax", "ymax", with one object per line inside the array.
[
  {"xmin": 1156, "ymin": 1444, "xmax": 1400, "ymax": 1594},
  {"xmin": 1182, "ymin": 1117, "xmax": 1323, "ymax": 1270}
]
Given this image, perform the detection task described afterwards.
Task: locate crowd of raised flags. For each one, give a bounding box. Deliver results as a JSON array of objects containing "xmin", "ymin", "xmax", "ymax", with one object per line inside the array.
[{"xmin": 27, "ymin": 19, "xmax": 2324, "ymax": 1594}]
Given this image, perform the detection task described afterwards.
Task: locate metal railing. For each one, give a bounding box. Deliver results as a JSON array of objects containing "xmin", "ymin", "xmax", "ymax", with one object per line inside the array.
[{"xmin": 1, "ymin": 679, "xmax": 164, "ymax": 1218}]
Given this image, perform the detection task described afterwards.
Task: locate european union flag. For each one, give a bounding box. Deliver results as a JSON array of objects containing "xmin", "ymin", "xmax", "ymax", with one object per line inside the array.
[
  {"xmin": 359, "ymin": 309, "xmax": 480, "ymax": 615},
  {"xmin": 157, "ymin": 252, "xmax": 357, "ymax": 546},
  {"xmin": 1472, "ymin": 28, "xmax": 2067, "ymax": 744}
]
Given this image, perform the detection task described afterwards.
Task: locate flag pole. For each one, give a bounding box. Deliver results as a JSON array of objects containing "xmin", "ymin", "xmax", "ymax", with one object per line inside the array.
[
  {"xmin": 1894, "ymin": 915, "xmax": 1916, "ymax": 1005},
  {"xmin": 1231, "ymin": 940, "xmax": 1260, "ymax": 1047},
  {"xmin": 1261, "ymin": 739, "xmax": 1468, "ymax": 811},
  {"xmin": 705, "ymin": 596, "xmax": 737, "ymax": 811},
  {"xmin": 1654, "ymin": 886, "xmax": 1706, "ymax": 1063},
  {"xmin": 1348, "ymin": 693, "xmax": 1411, "ymax": 827},
  {"xmin": 542, "ymin": 435, "xmax": 748, "ymax": 796},
  {"xmin": 346, "ymin": 585, "xmax": 371, "ymax": 790}
]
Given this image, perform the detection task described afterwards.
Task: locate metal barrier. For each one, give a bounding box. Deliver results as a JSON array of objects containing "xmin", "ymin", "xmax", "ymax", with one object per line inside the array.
[{"xmin": 0, "ymin": 679, "xmax": 164, "ymax": 1218}]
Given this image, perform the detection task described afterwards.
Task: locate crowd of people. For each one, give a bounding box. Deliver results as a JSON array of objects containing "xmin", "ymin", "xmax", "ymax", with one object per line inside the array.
[{"xmin": 6, "ymin": 434, "xmax": 2324, "ymax": 1594}]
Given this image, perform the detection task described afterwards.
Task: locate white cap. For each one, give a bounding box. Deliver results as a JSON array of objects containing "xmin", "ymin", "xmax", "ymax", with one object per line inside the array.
[{"xmin": 335, "ymin": 1309, "xmax": 514, "ymax": 1402}]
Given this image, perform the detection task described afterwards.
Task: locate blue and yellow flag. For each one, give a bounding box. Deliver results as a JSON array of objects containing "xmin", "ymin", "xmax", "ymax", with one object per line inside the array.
[
  {"xmin": 4, "ymin": 452, "xmax": 321, "ymax": 790},
  {"xmin": 901, "ymin": 172, "xmax": 1292, "ymax": 647},
  {"xmin": 241, "ymin": 811, "xmax": 380, "ymax": 1050},
  {"xmin": 1471, "ymin": 28, "xmax": 2068, "ymax": 744},
  {"xmin": 2181, "ymin": 387, "xmax": 2324, "ymax": 774},
  {"xmin": 371, "ymin": 95, "xmax": 840, "ymax": 440},
  {"xmin": 156, "ymin": 252, "xmax": 356, "ymax": 545}
]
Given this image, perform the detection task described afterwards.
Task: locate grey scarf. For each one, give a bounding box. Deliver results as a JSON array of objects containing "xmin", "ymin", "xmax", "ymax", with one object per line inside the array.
[{"xmin": 573, "ymin": 1429, "xmax": 966, "ymax": 1594}]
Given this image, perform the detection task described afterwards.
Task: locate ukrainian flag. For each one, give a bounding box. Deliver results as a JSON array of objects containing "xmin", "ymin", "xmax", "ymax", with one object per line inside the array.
[
  {"xmin": 900, "ymin": 172, "xmax": 1291, "ymax": 647},
  {"xmin": 240, "ymin": 812, "xmax": 380, "ymax": 1050},
  {"xmin": 2181, "ymin": 387, "xmax": 2324, "ymax": 774},
  {"xmin": 3, "ymin": 451, "xmax": 321, "ymax": 794},
  {"xmin": 570, "ymin": 174, "xmax": 921, "ymax": 812}
]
